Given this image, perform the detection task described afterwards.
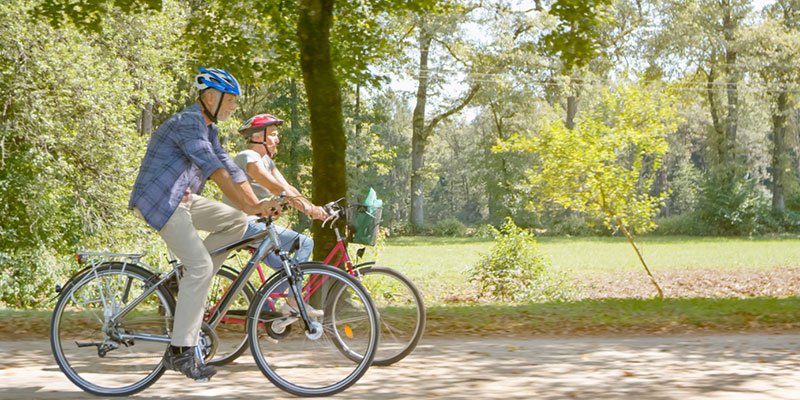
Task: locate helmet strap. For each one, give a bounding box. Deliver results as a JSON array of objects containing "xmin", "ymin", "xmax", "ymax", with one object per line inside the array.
[
  {"xmin": 249, "ymin": 128, "xmax": 273, "ymax": 157},
  {"xmin": 199, "ymin": 91, "xmax": 225, "ymax": 124}
]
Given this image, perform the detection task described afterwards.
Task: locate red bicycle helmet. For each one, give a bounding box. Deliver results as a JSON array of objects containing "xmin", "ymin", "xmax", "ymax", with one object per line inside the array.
[{"xmin": 238, "ymin": 114, "xmax": 284, "ymax": 137}]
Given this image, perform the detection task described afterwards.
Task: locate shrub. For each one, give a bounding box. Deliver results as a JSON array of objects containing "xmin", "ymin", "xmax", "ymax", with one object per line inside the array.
[
  {"xmin": 468, "ymin": 219, "xmax": 574, "ymax": 302},
  {"xmin": 696, "ymin": 169, "xmax": 763, "ymax": 235},
  {"xmin": 651, "ymin": 212, "xmax": 713, "ymax": 236},
  {"xmin": 0, "ymin": 247, "xmax": 68, "ymax": 308},
  {"xmin": 427, "ymin": 217, "xmax": 467, "ymax": 237}
]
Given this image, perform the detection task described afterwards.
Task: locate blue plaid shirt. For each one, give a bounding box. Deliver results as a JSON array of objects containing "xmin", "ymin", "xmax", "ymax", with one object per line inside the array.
[{"xmin": 128, "ymin": 104, "xmax": 246, "ymax": 230}]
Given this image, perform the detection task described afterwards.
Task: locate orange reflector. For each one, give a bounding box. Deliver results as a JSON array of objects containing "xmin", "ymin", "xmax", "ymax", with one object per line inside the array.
[{"xmin": 344, "ymin": 324, "xmax": 353, "ymax": 339}]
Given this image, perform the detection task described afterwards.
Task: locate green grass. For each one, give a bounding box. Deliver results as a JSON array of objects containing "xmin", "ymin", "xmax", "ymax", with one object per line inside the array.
[
  {"xmin": 375, "ymin": 235, "xmax": 800, "ymax": 304},
  {"xmin": 6, "ymin": 297, "xmax": 800, "ymax": 338},
  {"xmin": 537, "ymin": 235, "xmax": 800, "ymax": 275},
  {"xmin": 7, "ymin": 236, "xmax": 800, "ymax": 339},
  {"xmin": 423, "ymin": 296, "xmax": 800, "ymax": 336}
]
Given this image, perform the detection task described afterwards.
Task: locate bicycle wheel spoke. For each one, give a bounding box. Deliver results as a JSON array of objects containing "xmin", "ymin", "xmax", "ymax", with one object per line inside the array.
[
  {"xmin": 51, "ymin": 263, "xmax": 173, "ymax": 396},
  {"xmin": 355, "ymin": 266, "xmax": 426, "ymax": 366},
  {"xmin": 248, "ymin": 263, "xmax": 378, "ymax": 397}
]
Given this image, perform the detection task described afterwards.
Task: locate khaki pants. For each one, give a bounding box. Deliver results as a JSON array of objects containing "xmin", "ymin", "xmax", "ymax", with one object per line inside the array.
[{"xmin": 141, "ymin": 195, "xmax": 247, "ymax": 347}]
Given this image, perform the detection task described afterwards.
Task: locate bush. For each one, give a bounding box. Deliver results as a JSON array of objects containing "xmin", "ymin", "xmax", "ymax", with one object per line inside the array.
[
  {"xmin": 0, "ymin": 247, "xmax": 69, "ymax": 308},
  {"xmin": 427, "ymin": 217, "xmax": 467, "ymax": 237},
  {"xmin": 696, "ymin": 169, "xmax": 763, "ymax": 235},
  {"xmin": 468, "ymin": 219, "xmax": 574, "ymax": 303},
  {"xmin": 651, "ymin": 212, "xmax": 713, "ymax": 236}
]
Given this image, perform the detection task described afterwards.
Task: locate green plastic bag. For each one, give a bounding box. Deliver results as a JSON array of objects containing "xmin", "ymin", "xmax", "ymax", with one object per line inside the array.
[{"xmin": 347, "ymin": 188, "xmax": 383, "ymax": 246}]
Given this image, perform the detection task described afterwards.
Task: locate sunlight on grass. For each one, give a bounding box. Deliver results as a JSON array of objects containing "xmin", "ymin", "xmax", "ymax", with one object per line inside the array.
[{"xmin": 377, "ymin": 235, "xmax": 800, "ymax": 304}]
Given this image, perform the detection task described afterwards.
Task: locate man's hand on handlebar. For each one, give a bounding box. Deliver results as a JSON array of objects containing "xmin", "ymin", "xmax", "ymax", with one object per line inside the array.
[{"xmin": 257, "ymin": 198, "xmax": 283, "ymax": 218}]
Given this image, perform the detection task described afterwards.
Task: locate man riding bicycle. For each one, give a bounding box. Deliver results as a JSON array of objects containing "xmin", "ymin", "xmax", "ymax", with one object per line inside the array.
[{"xmin": 128, "ymin": 67, "xmax": 281, "ymax": 382}]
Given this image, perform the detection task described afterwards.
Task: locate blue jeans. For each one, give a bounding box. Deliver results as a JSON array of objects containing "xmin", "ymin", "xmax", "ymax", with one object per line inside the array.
[{"xmin": 244, "ymin": 220, "xmax": 314, "ymax": 270}]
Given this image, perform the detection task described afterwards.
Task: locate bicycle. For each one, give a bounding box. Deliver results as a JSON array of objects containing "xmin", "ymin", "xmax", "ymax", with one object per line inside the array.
[
  {"xmin": 206, "ymin": 197, "xmax": 426, "ymax": 367},
  {"xmin": 49, "ymin": 211, "xmax": 380, "ymax": 397}
]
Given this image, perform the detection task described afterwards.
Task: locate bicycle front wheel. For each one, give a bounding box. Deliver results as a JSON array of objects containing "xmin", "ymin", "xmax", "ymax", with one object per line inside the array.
[
  {"xmin": 50, "ymin": 262, "xmax": 174, "ymax": 396},
  {"xmin": 247, "ymin": 263, "xmax": 379, "ymax": 397},
  {"xmin": 352, "ymin": 265, "xmax": 426, "ymax": 366}
]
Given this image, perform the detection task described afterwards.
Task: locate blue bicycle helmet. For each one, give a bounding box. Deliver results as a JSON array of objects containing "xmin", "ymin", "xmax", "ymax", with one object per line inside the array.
[{"xmin": 195, "ymin": 67, "xmax": 241, "ymax": 96}]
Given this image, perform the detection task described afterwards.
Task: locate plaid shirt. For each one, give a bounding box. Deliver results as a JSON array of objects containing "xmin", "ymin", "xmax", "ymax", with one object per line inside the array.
[{"xmin": 128, "ymin": 104, "xmax": 246, "ymax": 230}]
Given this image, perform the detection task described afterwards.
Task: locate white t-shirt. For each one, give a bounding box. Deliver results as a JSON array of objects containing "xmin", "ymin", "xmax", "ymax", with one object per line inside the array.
[{"xmin": 222, "ymin": 149, "xmax": 276, "ymax": 207}]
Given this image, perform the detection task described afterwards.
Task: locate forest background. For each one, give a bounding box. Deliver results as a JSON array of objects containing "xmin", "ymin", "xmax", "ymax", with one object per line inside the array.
[{"xmin": 2, "ymin": 0, "xmax": 800, "ymax": 308}]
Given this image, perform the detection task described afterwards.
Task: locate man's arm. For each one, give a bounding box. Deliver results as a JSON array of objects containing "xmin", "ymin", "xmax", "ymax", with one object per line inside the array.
[{"xmin": 210, "ymin": 168, "xmax": 279, "ymax": 216}]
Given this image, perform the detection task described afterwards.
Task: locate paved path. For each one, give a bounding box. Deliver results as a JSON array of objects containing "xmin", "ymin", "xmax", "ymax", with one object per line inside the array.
[{"xmin": 2, "ymin": 334, "xmax": 800, "ymax": 399}]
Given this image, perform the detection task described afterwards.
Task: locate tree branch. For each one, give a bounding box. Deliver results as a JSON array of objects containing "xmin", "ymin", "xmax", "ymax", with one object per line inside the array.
[{"xmin": 424, "ymin": 84, "xmax": 481, "ymax": 137}]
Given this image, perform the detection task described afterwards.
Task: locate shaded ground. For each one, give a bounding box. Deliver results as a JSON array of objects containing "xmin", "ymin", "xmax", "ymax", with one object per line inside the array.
[{"xmin": 3, "ymin": 334, "xmax": 800, "ymax": 399}]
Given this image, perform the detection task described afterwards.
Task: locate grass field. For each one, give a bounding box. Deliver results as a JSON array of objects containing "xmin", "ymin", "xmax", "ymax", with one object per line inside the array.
[
  {"xmin": 376, "ymin": 235, "xmax": 800, "ymax": 303},
  {"xmin": 5, "ymin": 236, "xmax": 800, "ymax": 338},
  {"xmin": 5, "ymin": 297, "xmax": 800, "ymax": 338}
]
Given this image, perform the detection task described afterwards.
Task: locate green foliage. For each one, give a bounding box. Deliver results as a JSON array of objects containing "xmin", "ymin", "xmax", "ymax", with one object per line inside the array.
[
  {"xmin": 541, "ymin": 0, "xmax": 613, "ymax": 72},
  {"xmin": 427, "ymin": 217, "xmax": 467, "ymax": 237},
  {"xmin": 0, "ymin": 1, "xmax": 185, "ymax": 307},
  {"xmin": 0, "ymin": 247, "xmax": 64, "ymax": 308},
  {"xmin": 32, "ymin": 0, "xmax": 161, "ymax": 33},
  {"xmin": 696, "ymin": 169, "xmax": 764, "ymax": 235},
  {"xmin": 499, "ymin": 83, "xmax": 679, "ymax": 234},
  {"xmin": 469, "ymin": 219, "xmax": 573, "ymax": 303},
  {"xmin": 651, "ymin": 213, "xmax": 713, "ymax": 236}
]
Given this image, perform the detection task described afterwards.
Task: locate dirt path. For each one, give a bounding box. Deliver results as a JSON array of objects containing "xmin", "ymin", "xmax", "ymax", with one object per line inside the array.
[{"xmin": 3, "ymin": 333, "xmax": 800, "ymax": 399}]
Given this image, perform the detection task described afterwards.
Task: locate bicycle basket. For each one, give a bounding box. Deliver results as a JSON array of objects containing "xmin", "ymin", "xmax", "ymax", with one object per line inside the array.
[{"xmin": 345, "ymin": 203, "xmax": 382, "ymax": 246}]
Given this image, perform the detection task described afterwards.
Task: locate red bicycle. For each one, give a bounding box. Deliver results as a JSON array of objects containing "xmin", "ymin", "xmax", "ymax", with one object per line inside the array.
[{"xmin": 205, "ymin": 198, "xmax": 426, "ymax": 367}]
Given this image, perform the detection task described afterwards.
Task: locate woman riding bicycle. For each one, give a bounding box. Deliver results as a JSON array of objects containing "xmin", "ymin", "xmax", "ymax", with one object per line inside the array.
[{"xmin": 222, "ymin": 113, "xmax": 328, "ymax": 323}]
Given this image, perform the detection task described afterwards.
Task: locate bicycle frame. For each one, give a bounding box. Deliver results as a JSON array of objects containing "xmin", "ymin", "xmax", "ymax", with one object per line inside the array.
[
  {"xmin": 223, "ymin": 222, "xmax": 370, "ymax": 311},
  {"xmin": 67, "ymin": 224, "xmax": 281, "ymax": 346}
]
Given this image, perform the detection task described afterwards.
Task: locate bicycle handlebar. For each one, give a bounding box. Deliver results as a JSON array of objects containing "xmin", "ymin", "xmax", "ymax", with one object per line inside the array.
[
  {"xmin": 255, "ymin": 193, "xmax": 290, "ymax": 224},
  {"xmin": 322, "ymin": 198, "xmax": 345, "ymax": 228}
]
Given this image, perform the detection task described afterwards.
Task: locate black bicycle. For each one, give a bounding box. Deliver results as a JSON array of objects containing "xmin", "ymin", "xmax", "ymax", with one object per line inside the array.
[{"xmin": 50, "ymin": 212, "xmax": 380, "ymax": 397}]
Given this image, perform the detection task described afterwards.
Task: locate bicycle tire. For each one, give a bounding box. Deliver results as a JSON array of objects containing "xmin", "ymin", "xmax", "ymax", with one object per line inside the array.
[
  {"xmin": 246, "ymin": 262, "xmax": 379, "ymax": 397},
  {"xmin": 204, "ymin": 265, "xmax": 256, "ymax": 366},
  {"xmin": 50, "ymin": 262, "xmax": 174, "ymax": 396},
  {"xmin": 346, "ymin": 265, "xmax": 426, "ymax": 366}
]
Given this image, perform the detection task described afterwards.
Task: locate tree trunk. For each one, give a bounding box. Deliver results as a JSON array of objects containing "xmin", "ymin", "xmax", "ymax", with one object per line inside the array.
[
  {"xmin": 705, "ymin": 64, "xmax": 726, "ymax": 167},
  {"xmin": 140, "ymin": 102, "xmax": 153, "ymax": 136},
  {"xmin": 565, "ymin": 94, "xmax": 578, "ymax": 130},
  {"xmin": 410, "ymin": 22, "xmax": 432, "ymax": 231},
  {"xmin": 297, "ymin": 0, "xmax": 346, "ymax": 260},
  {"xmin": 619, "ymin": 225, "xmax": 664, "ymax": 300},
  {"xmin": 723, "ymin": 5, "xmax": 739, "ymax": 164},
  {"xmin": 772, "ymin": 90, "xmax": 789, "ymax": 212}
]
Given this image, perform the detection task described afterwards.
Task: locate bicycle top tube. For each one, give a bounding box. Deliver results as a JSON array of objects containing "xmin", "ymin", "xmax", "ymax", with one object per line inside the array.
[{"xmin": 208, "ymin": 223, "xmax": 271, "ymax": 257}]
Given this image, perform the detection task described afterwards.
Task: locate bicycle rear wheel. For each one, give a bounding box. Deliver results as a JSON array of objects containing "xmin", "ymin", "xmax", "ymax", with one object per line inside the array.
[
  {"xmin": 50, "ymin": 262, "xmax": 174, "ymax": 396},
  {"xmin": 350, "ymin": 265, "xmax": 425, "ymax": 366},
  {"xmin": 247, "ymin": 263, "xmax": 379, "ymax": 397},
  {"xmin": 204, "ymin": 265, "xmax": 255, "ymax": 366}
]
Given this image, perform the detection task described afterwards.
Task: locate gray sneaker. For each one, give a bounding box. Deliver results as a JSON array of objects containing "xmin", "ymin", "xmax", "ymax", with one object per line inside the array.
[{"xmin": 162, "ymin": 347, "xmax": 217, "ymax": 382}]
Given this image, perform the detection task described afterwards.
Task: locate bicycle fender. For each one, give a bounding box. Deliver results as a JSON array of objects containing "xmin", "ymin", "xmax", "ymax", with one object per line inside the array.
[{"xmin": 353, "ymin": 261, "xmax": 376, "ymax": 269}]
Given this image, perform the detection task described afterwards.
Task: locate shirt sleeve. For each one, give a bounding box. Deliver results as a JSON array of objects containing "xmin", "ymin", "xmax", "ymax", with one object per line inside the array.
[{"xmin": 173, "ymin": 115, "xmax": 225, "ymax": 181}]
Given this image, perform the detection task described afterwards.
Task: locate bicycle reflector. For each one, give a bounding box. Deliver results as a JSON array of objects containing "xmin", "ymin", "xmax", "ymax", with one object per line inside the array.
[{"xmin": 344, "ymin": 324, "xmax": 353, "ymax": 339}]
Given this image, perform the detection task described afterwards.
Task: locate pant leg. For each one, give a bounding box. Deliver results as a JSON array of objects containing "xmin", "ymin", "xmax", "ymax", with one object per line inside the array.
[
  {"xmin": 156, "ymin": 201, "xmax": 216, "ymax": 347},
  {"xmin": 188, "ymin": 195, "xmax": 248, "ymax": 270},
  {"xmin": 264, "ymin": 225, "xmax": 314, "ymax": 268},
  {"xmin": 155, "ymin": 195, "xmax": 247, "ymax": 347}
]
